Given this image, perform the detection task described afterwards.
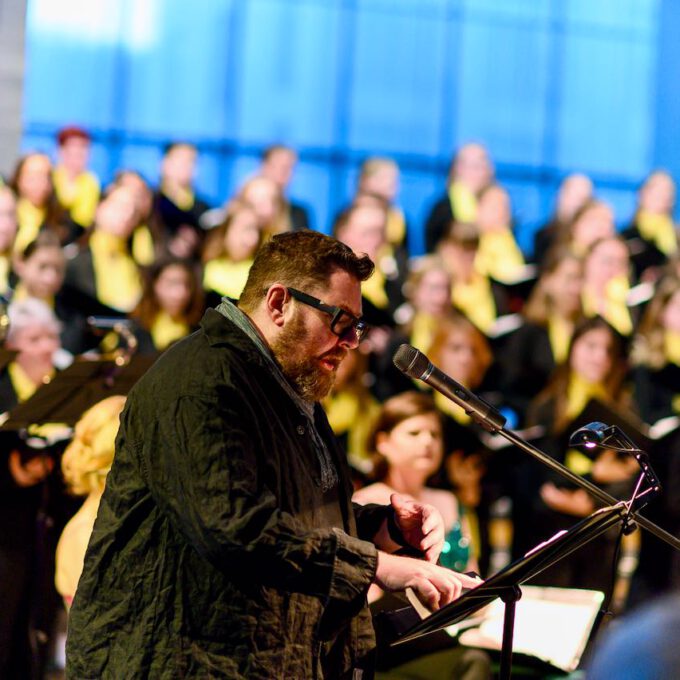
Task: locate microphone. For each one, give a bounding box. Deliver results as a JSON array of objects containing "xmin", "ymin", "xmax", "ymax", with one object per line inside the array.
[{"xmin": 393, "ymin": 344, "xmax": 506, "ymax": 432}]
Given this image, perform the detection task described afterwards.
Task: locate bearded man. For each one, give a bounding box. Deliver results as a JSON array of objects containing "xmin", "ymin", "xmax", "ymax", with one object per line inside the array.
[{"xmin": 66, "ymin": 231, "xmax": 476, "ymax": 679}]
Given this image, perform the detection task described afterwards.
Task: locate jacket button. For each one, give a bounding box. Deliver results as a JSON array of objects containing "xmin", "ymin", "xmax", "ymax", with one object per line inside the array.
[{"xmin": 297, "ymin": 425, "xmax": 305, "ymax": 435}]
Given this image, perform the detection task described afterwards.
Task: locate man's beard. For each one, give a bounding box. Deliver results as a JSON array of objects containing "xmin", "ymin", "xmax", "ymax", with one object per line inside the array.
[{"xmin": 270, "ymin": 312, "xmax": 345, "ymax": 402}]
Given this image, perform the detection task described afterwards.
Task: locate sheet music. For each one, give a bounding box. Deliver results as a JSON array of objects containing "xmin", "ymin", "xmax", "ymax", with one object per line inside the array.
[{"xmin": 458, "ymin": 586, "xmax": 604, "ymax": 672}]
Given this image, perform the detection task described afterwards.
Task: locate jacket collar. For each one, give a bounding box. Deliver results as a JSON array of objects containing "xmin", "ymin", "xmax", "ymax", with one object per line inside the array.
[{"xmin": 200, "ymin": 307, "xmax": 271, "ymax": 368}]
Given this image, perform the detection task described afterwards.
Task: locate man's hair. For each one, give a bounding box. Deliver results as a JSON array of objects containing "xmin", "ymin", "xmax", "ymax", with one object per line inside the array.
[{"xmin": 238, "ymin": 231, "xmax": 374, "ymax": 312}]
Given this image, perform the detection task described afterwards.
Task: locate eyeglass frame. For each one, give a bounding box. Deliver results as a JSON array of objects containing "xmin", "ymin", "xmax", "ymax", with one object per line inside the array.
[{"xmin": 286, "ymin": 287, "xmax": 369, "ymax": 343}]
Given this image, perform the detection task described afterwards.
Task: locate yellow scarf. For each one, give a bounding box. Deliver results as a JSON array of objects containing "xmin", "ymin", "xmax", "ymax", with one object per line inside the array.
[
  {"xmin": 475, "ymin": 229, "xmax": 525, "ymax": 283},
  {"xmin": 582, "ymin": 275, "xmax": 632, "ymax": 336},
  {"xmin": 90, "ymin": 231, "xmax": 142, "ymax": 312},
  {"xmin": 637, "ymin": 211, "xmax": 678, "ymax": 256},
  {"xmin": 0, "ymin": 254, "xmax": 11, "ymax": 295},
  {"xmin": 12, "ymin": 282, "xmax": 55, "ymax": 309},
  {"xmin": 15, "ymin": 199, "xmax": 45, "ymax": 254},
  {"xmin": 386, "ymin": 206, "xmax": 406, "ymax": 247},
  {"xmin": 452, "ymin": 273, "xmax": 496, "ymax": 334},
  {"xmin": 7, "ymin": 362, "xmax": 70, "ymax": 440},
  {"xmin": 53, "ymin": 167, "xmax": 100, "ymax": 227},
  {"xmin": 664, "ymin": 330, "xmax": 680, "ymax": 367},
  {"xmin": 203, "ymin": 258, "xmax": 253, "ymax": 300},
  {"xmin": 448, "ymin": 181, "xmax": 478, "ymax": 223},
  {"xmin": 131, "ymin": 225, "xmax": 155, "ymax": 266},
  {"xmin": 361, "ymin": 268, "xmax": 389, "ymax": 310},
  {"xmin": 410, "ymin": 313, "xmax": 439, "ymax": 355},
  {"xmin": 161, "ymin": 183, "xmax": 194, "ymax": 211},
  {"xmin": 8, "ymin": 361, "xmax": 44, "ymax": 402},
  {"xmin": 435, "ymin": 390, "xmax": 471, "ymax": 425},
  {"xmin": 547, "ymin": 314, "xmax": 572, "ymax": 365},
  {"xmin": 565, "ymin": 374, "xmax": 608, "ymax": 423},
  {"xmin": 563, "ymin": 375, "xmax": 608, "ymax": 475},
  {"xmin": 323, "ymin": 389, "xmax": 380, "ymax": 459},
  {"xmin": 150, "ymin": 311, "xmax": 190, "ymax": 351}
]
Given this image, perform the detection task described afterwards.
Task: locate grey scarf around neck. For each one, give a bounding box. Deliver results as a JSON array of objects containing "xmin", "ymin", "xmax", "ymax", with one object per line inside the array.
[{"xmin": 216, "ymin": 299, "xmax": 338, "ymax": 492}]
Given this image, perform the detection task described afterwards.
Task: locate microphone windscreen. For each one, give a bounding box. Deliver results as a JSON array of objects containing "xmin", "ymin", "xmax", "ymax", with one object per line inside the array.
[{"xmin": 393, "ymin": 344, "xmax": 429, "ymax": 379}]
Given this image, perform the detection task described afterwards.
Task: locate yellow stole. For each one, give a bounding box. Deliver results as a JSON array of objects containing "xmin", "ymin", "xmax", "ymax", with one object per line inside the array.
[
  {"xmin": 89, "ymin": 231, "xmax": 142, "ymax": 312},
  {"xmin": 448, "ymin": 181, "xmax": 478, "ymax": 222},
  {"xmin": 452, "ymin": 273, "xmax": 496, "ymax": 334},
  {"xmin": 8, "ymin": 361, "xmax": 44, "ymax": 402},
  {"xmin": 203, "ymin": 258, "xmax": 253, "ymax": 300},
  {"xmin": 131, "ymin": 225, "xmax": 155, "ymax": 266},
  {"xmin": 161, "ymin": 183, "xmax": 194, "ymax": 211},
  {"xmin": 7, "ymin": 362, "xmax": 69, "ymax": 439},
  {"xmin": 53, "ymin": 167, "xmax": 100, "ymax": 227},
  {"xmin": 435, "ymin": 390, "xmax": 471, "ymax": 425},
  {"xmin": 582, "ymin": 276, "xmax": 632, "ymax": 336},
  {"xmin": 323, "ymin": 389, "xmax": 380, "ymax": 459},
  {"xmin": 475, "ymin": 229, "xmax": 525, "ymax": 283},
  {"xmin": 0, "ymin": 254, "xmax": 11, "ymax": 294},
  {"xmin": 637, "ymin": 211, "xmax": 678, "ymax": 256},
  {"xmin": 410, "ymin": 313, "xmax": 439, "ymax": 355},
  {"xmin": 15, "ymin": 199, "xmax": 45, "ymax": 254},
  {"xmin": 361, "ymin": 268, "xmax": 389, "ymax": 310},
  {"xmin": 547, "ymin": 314, "xmax": 572, "ymax": 365},
  {"xmin": 664, "ymin": 330, "xmax": 680, "ymax": 366},
  {"xmin": 12, "ymin": 282, "xmax": 55, "ymax": 309},
  {"xmin": 386, "ymin": 206, "xmax": 406, "ymax": 247},
  {"xmin": 150, "ymin": 311, "xmax": 190, "ymax": 351},
  {"xmin": 564, "ymin": 374, "xmax": 608, "ymax": 475}
]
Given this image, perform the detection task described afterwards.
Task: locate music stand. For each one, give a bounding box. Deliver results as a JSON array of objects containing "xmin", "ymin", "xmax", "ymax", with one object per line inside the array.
[
  {"xmin": 0, "ymin": 355, "xmax": 156, "ymax": 429},
  {"xmin": 381, "ymin": 502, "xmax": 631, "ymax": 680}
]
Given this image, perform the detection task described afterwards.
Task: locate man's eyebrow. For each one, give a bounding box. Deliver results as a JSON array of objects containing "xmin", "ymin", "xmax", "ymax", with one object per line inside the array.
[{"xmin": 338, "ymin": 303, "xmax": 362, "ymax": 318}]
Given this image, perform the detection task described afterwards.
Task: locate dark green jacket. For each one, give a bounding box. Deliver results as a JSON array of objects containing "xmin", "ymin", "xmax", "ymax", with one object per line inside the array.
[{"xmin": 66, "ymin": 309, "xmax": 388, "ymax": 679}]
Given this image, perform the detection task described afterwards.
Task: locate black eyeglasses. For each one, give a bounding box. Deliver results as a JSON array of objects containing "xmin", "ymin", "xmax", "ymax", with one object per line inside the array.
[{"xmin": 287, "ymin": 288, "xmax": 368, "ymax": 343}]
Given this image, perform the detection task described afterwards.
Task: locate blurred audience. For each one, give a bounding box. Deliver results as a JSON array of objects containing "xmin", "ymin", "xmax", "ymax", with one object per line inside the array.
[{"xmin": 3, "ymin": 133, "xmax": 680, "ymax": 677}]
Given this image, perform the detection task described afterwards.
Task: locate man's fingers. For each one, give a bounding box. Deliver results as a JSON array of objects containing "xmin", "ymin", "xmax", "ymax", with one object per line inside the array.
[
  {"xmin": 413, "ymin": 580, "xmax": 441, "ymax": 611},
  {"xmin": 424, "ymin": 544, "xmax": 442, "ymax": 563},
  {"xmin": 420, "ymin": 506, "xmax": 439, "ymax": 535},
  {"xmin": 457, "ymin": 572, "xmax": 484, "ymax": 589}
]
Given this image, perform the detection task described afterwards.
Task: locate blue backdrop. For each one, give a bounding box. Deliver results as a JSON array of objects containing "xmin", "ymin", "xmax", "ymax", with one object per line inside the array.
[{"xmin": 20, "ymin": 0, "xmax": 679, "ymax": 256}]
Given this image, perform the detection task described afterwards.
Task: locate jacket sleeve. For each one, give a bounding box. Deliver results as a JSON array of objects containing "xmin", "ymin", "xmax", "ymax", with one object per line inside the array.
[{"xmin": 133, "ymin": 392, "xmax": 378, "ymax": 605}]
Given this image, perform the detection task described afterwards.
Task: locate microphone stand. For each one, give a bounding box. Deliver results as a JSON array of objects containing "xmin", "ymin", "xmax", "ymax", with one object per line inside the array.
[{"xmin": 495, "ymin": 424, "xmax": 680, "ymax": 550}]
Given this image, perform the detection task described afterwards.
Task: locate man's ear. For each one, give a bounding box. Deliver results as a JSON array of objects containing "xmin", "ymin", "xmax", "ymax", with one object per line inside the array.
[{"xmin": 265, "ymin": 284, "xmax": 289, "ymax": 328}]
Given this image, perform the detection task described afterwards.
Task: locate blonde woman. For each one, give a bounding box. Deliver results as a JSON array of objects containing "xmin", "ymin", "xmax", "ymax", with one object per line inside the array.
[{"xmin": 55, "ymin": 395, "xmax": 126, "ymax": 608}]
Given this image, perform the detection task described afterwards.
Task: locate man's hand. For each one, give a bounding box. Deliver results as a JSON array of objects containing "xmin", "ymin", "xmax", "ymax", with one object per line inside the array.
[
  {"xmin": 374, "ymin": 551, "xmax": 480, "ymax": 611},
  {"xmin": 390, "ymin": 493, "xmax": 445, "ymax": 563}
]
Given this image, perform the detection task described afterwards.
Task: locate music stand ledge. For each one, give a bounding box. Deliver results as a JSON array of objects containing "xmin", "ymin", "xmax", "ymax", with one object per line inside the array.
[
  {"xmin": 0, "ymin": 355, "xmax": 155, "ymax": 429},
  {"xmin": 380, "ymin": 503, "xmax": 630, "ymax": 680}
]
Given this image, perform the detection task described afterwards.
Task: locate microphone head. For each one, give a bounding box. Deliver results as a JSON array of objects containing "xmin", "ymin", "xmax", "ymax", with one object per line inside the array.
[
  {"xmin": 568, "ymin": 421, "xmax": 608, "ymax": 449},
  {"xmin": 393, "ymin": 344, "xmax": 430, "ymax": 379}
]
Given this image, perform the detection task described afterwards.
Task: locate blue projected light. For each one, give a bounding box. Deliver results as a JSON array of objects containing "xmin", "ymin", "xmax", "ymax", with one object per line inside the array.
[{"xmin": 21, "ymin": 0, "xmax": 665, "ymax": 250}]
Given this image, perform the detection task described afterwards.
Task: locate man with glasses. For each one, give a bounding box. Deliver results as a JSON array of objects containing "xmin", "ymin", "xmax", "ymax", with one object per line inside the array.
[{"xmin": 66, "ymin": 230, "xmax": 477, "ymax": 679}]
